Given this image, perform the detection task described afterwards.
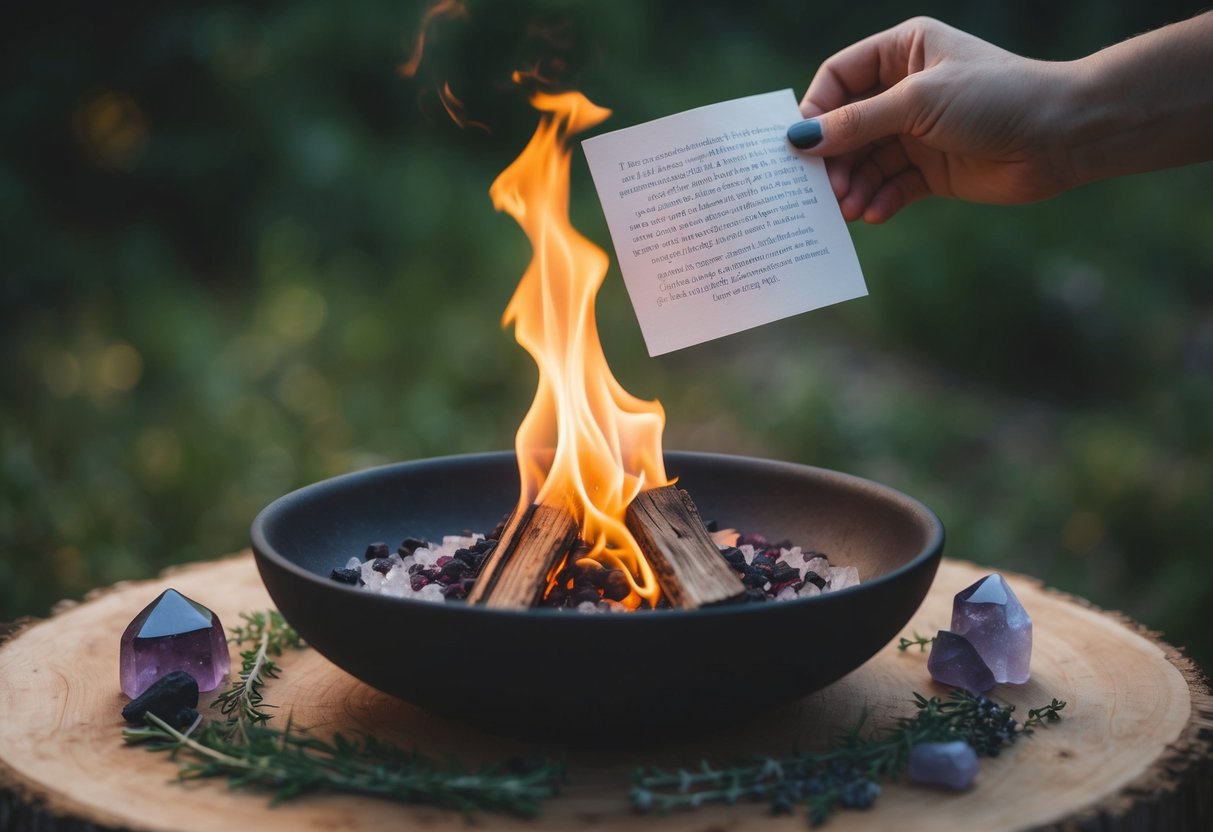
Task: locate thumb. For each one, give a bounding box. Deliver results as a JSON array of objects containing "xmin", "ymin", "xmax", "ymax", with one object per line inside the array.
[{"xmin": 788, "ymin": 86, "xmax": 908, "ymax": 155}]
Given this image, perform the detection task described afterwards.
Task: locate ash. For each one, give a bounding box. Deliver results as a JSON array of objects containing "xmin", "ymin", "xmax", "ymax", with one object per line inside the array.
[{"xmin": 328, "ymin": 529, "xmax": 860, "ymax": 610}]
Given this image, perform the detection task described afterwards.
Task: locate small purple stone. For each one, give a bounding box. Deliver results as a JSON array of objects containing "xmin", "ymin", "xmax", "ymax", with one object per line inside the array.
[
  {"xmin": 119, "ymin": 589, "xmax": 230, "ymax": 698},
  {"xmin": 927, "ymin": 630, "xmax": 996, "ymax": 692},
  {"xmin": 908, "ymin": 741, "xmax": 980, "ymax": 790},
  {"xmin": 951, "ymin": 573, "xmax": 1032, "ymax": 684}
]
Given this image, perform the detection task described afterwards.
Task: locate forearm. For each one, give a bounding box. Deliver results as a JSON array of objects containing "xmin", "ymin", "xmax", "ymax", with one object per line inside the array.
[{"xmin": 1061, "ymin": 11, "xmax": 1213, "ymax": 186}]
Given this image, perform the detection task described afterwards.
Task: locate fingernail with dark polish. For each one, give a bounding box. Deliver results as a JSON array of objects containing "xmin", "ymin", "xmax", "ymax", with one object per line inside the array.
[{"xmin": 787, "ymin": 119, "xmax": 822, "ymax": 149}]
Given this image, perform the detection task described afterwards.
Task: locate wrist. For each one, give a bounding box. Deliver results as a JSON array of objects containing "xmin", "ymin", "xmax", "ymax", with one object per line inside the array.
[{"xmin": 1044, "ymin": 56, "xmax": 1117, "ymax": 189}]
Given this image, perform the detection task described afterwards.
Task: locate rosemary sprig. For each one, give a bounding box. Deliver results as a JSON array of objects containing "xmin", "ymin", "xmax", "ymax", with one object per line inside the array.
[
  {"xmin": 122, "ymin": 608, "xmax": 564, "ymax": 817},
  {"xmin": 124, "ymin": 713, "xmax": 564, "ymax": 816},
  {"xmin": 212, "ymin": 610, "xmax": 303, "ymax": 738},
  {"xmin": 631, "ymin": 688, "xmax": 1066, "ymax": 826},
  {"xmin": 896, "ymin": 632, "xmax": 937, "ymax": 652}
]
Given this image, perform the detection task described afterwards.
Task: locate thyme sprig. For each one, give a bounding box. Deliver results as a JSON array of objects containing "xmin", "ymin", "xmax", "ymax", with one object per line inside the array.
[
  {"xmin": 122, "ymin": 608, "xmax": 564, "ymax": 817},
  {"xmin": 631, "ymin": 688, "xmax": 1066, "ymax": 826}
]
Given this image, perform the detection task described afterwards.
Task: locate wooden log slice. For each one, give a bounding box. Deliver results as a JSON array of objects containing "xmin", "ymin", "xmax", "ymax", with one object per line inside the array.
[{"xmin": 1, "ymin": 554, "xmax": 1209, "ymax": 831}]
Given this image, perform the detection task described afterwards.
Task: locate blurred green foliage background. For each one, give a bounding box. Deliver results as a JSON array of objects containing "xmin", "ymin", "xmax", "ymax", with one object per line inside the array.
[{"xmin": 3, "ymin": 1, "xmax": 1211, "ymax": 669}]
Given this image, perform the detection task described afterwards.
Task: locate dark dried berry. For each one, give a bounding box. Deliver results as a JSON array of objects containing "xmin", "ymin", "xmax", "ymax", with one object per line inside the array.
[
  {"xmin": 804, "ymin": 570, "xmax": 827, "ymax": 590},
  {"xmin": 487, "ymin": 516, "xmax": 509, "ymax": 540},
  {"xmin": 400, "ymin": 537, "xmax": 429, "ymax": 555},
  {"xmin": 471, "ymin": 538, "xmax": 497, "ymax": 555},
  {"xmin": 441, "ymin": 582, "xmax": 467, "ymax": 600},
  {"xmin": 751, "ymin": 554, "xmax": 776, "ymax": 572},
  {"xmin": 804, "ymin": 550, "xmax": 830, "ymax": 564},
  {"xmin": 720, "ymin": 547, "xmax": 746, "ymax": 569},
  {"xmin": 704, "ymin": 519, "xmax": 719, "ymax": 532},
  {"xmin": 410, "ymin": 574, "xmax": 430, "ymax": 591},
  {"xmin": 741, "ymin": 566, "xmax": 768, "ymax": 588},
  {"xmin": 744, "ymin": 588, "xmax": 769, "ymax": 603},
  {"xmin": 771, "ymin": 562, "xmax": 799, "ymax": 584},
  {"xmin": 407, "ymin": 563, "xmax": 424, "ymax": 575},
  {"xmin": 122, "ymin": 671, "xmax": 199, "ymax": 724},
  {"xmin": 435, "ymin": 555, "xmax": 452, "ymax": 567},
  {"xmin": 453, "ymin": 548, "xmax": 479, "ymax": 567},
  {"xmin": 371, "ymin": 557, "xmax": 395, "ymax": 575},
  {"xmin": 545, "ymin": 588, "xmax": 570, "ymax": 607},
  {"xmin": 329, "ymin": 567, "xmax": 362, "ymax": 585},
  {"xmin": 602, "ymin": 570, "xmax": 631, "ymax": 601},
  {"xmin": 364, "ymin": 542, "xmax": 390, "ymax": 560},
  {"xmin": 440, "ymin": 559, "xmax": 470, "ymax": 579}
]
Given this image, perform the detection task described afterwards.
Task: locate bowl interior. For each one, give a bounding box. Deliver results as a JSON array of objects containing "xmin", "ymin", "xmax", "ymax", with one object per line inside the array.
[{"xmin": 252, "ymin": 451, "xmax": 943, "ymax": 735}]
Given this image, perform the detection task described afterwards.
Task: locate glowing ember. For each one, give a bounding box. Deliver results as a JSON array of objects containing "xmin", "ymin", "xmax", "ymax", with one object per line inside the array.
[{"xmin": 490, "ymin": 91, "xmax": 670, "ymax": 608}]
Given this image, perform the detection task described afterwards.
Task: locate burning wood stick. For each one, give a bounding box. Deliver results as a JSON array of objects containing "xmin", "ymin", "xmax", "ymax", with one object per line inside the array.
[
  {"xmin": 626, "ymin": 485, "xmax": 746, "ymax": 608},
  {"xmin": 466, "ymin": 503, "xmax": 579, "ymax": 609}
]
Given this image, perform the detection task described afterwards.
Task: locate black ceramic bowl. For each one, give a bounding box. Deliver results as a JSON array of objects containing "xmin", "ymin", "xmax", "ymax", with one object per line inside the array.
[{"xmin": 251, "ymin": 451, "xmax": 943, "ymax": 734}]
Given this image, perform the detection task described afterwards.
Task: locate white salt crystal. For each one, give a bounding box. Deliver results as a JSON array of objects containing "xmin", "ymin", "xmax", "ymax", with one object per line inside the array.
[
  {"xmin": 412, "ymin": 547, "xmax": 438, "ymax": 567},
  {"xmin": 739, "ymin": 544, "xmax": 757, "ymax": 565},
  {"xmin": 442, "ymin": 534, "xmax": 478, "ymax": 550},
  {"xmin": 415, "ymin": 583, "xmax": 446, "ymax": 603},
  {"xmin": 381, "ymin": 580, "xmax": 409, "ymax": 598},
  {"xmin": 576, "ymin": 601, "xmax": 600, "ymax": 614},
  {"xmin": 345, "ymin": 556, "xmax": 361, "ymax": 570},
  {"xmin": 398, "ymin": 554, "xmax": 416, "ymax": 572},
  {"xmin": 804, "ymin": 556, "xmax": 831, "ymax": 577},
  {"xmin": 829, "ymin": 565, "xmax": 860, "ymax": 591},
  {"xmin": 797, "ymin": 582, "xmax": 822, "ymax": 598},
  {"xmin": 360, "ymin": 568, "xmax": 385, "ymax": 591},
  {"xmin": 774, "ymin": 585, "xmax": 799, "ymax": 602}
]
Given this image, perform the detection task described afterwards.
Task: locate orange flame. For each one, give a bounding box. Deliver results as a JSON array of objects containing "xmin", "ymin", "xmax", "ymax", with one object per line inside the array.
[
  {"xmin": 398, "ymin": 0, "xmax": 468, "ymax": 79},
  {"xmin": 437, "ymin": 82, "xmax": 489, "ymax": 132},
  {"xmin": 490, "ymin": 91, "xmax": 670, "ymax": 608}
]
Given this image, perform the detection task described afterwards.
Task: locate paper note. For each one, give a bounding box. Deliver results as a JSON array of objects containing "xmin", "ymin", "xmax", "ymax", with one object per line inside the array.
[{"xmin": 582, "ymin": 90, "xmax": 867, "ymax": 356}]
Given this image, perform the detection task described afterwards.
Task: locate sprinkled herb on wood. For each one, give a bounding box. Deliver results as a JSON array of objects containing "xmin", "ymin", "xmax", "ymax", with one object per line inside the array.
[
  {"xmin": 123, "ymin": 609, "xmax": 564, "ymax": 817},
  {"xmin": 630, "ymin": 688, "xmax": 1066, "ymax": 826}
]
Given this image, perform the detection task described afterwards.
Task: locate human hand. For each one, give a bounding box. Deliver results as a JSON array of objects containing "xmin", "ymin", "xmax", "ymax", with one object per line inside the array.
[{"xmin": 789, "ymin": 17, "xmax": 1077, "ymax": 223}]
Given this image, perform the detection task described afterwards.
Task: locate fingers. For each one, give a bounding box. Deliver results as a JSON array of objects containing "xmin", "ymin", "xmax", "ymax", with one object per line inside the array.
[
  {"xmin": 838, "ymin": 140, "xmax": 908, "ymax": 219},
  {"xmin": 826, "ymin": 141, "xmax": 930, "ymax": 223},
  {"xmin": 864, "ymin": 168, "xmax": 931, "ymax": 223},
  {"xmin": 791, "ymin": 82, "xmax": 912, "ymax": 156}
]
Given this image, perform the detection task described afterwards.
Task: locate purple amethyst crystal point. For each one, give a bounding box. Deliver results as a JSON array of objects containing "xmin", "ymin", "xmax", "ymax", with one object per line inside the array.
[
  {"xmin": 908, "ymin": 741, "xmax": 980, "ymax": 790},
  {"xmin": 119, "ymin": 589, "xmax": 230, "ymax": 698},
  {"xmin": 927, "ymin": 630, "xmax": 996, "ymax": 692},
  {"xmin": 951, "ymin": 573, "xmax": 1032, "ymax": 684}
]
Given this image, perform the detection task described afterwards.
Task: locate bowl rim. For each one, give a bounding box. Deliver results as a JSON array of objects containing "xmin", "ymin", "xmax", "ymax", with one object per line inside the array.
[{"xmin": 250, "ymin": 449, "xmax": 945, "ymax": 622}]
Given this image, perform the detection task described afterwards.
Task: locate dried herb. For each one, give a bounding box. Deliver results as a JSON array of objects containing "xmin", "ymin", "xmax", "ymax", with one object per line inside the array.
[
  {"xmin": 123, "ymin": 609, "xmax": 563, "ymax": 817},
  {"xmin": 630, "ymin": 688, "xmax": 1066, "ymax": 826},
  {"xmin": 897, "ymin": 631, "xmax": 937, "ymax": 652},
  {"xmin": 212, "ymin": 610, "xmax": 303, "ymax": 739}
]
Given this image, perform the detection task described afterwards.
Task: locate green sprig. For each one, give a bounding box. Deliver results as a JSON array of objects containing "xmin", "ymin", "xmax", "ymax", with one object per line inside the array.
[
  {"xmin": 896, "ymin": 632, "xmax": 937, "ymax": 652},
  {"xmin": 212, "ymin": 610, "xmax": 303, "ymax": 738},
  {"xmin": 631, "ymin": 688, "xmax": 1066, "ymax": 826},
  {"xmin": 123, "ymin": 609, "xmax": 563, "ymax": 817}
]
